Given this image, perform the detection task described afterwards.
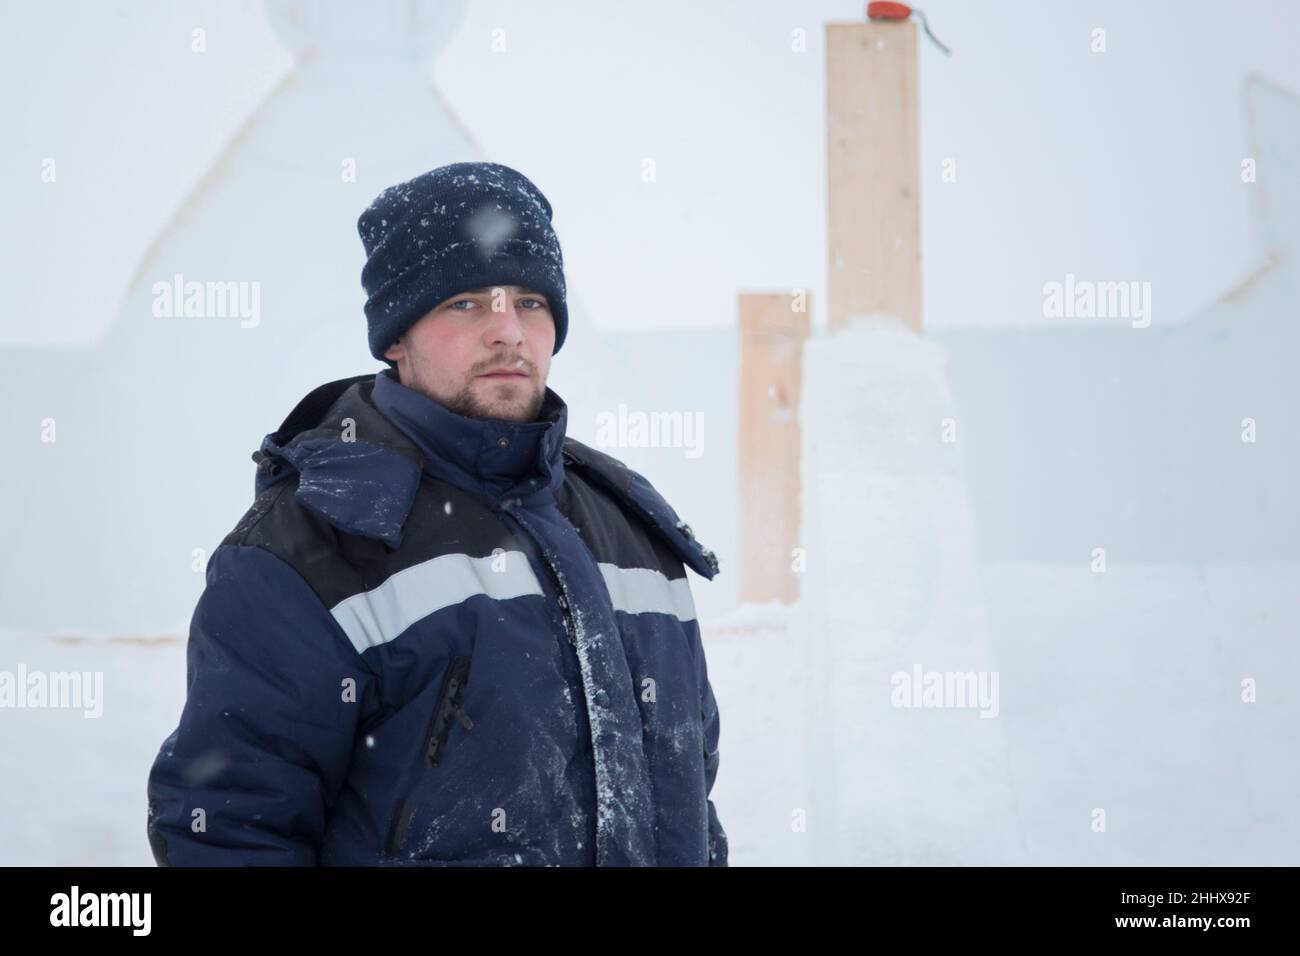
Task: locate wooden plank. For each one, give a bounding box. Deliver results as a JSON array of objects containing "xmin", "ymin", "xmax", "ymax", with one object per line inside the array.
[
  {"xmin": 738, "ymin": 292, "xmax": 811, "ymax": 606},
  {"xmin": 827, "ymin": 20, "xmax": 921, "ymax": 334}
]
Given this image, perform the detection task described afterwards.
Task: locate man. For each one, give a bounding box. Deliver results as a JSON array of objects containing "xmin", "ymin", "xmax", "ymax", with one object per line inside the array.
[{"xmin": 145, "ymin": 162, "xmax": 728, "ymax": 866}]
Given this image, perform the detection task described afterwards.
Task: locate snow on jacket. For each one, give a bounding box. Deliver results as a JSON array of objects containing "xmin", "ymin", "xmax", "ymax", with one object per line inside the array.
[{"xmin": 145, "ymin": 368, "xmax": 727, "ymax": 866}]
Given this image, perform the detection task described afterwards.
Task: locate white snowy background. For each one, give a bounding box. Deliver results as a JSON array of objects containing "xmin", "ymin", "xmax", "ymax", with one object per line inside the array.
[{"xmin": 2, "ymin": 0, "xmax": 1297, "ymax": 865}]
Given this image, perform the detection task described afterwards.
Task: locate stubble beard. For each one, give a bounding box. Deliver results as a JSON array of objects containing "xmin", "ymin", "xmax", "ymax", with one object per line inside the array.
[{"xmin": 442, "ymin": 375, "xmax": 545, "ymax": 423}]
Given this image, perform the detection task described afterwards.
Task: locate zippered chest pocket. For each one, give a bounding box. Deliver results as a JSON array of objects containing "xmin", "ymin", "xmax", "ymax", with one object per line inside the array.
[
  {"xmin": 384, "ymin": 654, "xmax": 476, "ymax": 857},
  {"xmin": 425, "ymin": 655, "xmax": 474, "ymax": 767}
]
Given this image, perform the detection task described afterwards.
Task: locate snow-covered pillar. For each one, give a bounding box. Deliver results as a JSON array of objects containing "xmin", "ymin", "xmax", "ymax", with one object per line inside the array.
[
  {"xmin": 795, "ymin": 20, "xmax": 1024, "ymax": 864},
  {"xmin": 797, "ymin": 318, "xmax": 1025, "ymax": 864}
]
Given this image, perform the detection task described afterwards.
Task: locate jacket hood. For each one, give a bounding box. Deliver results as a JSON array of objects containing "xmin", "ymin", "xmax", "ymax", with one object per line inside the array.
[{"xmin": 251, "ymin": 373, "xmax": 425, "ymax": 549}]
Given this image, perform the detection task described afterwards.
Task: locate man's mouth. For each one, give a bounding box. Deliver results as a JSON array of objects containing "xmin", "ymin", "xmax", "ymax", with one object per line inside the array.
[{"xmin": 478, "ymin": 366, "xmax": 530, "ymax": 379}]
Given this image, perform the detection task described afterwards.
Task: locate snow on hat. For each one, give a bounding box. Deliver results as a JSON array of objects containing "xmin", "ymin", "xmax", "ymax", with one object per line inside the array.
[{"xmin": 358, "ymin": 162, "xmax": 569, "ymax": 366}]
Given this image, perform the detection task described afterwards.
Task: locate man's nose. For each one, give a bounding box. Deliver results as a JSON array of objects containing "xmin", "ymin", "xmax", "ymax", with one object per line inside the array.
[{"xmin": 483, "ymin": 300, "xmax": 526, "ymax": 346}]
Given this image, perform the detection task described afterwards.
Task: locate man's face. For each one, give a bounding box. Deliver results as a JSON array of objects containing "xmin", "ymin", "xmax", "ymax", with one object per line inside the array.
[{"xmin": 384, "ymin": 285, "xmax": 555, "ymax": 423}]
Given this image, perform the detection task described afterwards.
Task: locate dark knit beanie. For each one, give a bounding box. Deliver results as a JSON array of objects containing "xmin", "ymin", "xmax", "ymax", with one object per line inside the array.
[{"xmin": 358, "ymin": 162, "xmax": 569, "ymax": 365}]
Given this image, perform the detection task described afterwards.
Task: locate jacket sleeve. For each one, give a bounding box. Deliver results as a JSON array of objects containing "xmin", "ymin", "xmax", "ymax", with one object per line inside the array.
[
  {"xmin": 146, "ymin": 544, "xmax": 371, "ymax": 866},
  {"xmin": 696, "ymin": 624, "xmax": 729, "ymax": 867}
]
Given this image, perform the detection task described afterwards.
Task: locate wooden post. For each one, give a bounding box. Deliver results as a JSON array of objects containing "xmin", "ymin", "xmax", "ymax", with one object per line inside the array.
[
  {"xmin": 738, "ymin": 292, "xmax": 810, "ymax": 605},
  {"xmin": 827, "ymin": 20, "xmax": 922, "ymax": 334}
]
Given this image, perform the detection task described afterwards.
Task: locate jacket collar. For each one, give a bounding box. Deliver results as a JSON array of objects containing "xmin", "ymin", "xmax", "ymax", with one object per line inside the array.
[
  {"xmin": 370, "ymin": 367, "xmax": 569, "ymax": 505},
  {"xmin": 251, "ymin": 372, "xmax": 720, "ymax": 582},
  {"xmin": 252, "ymin": 370, "xmax": 570, "ymax": 551}
]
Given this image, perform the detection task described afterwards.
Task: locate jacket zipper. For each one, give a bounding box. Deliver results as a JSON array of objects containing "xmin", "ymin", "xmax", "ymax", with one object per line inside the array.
[
  {"xmin": 424, "ymin": 656, "xmax": 474, "ymax": 768},
  {"xmin": 541, "ymin": 560, "xmax": 578, "ymax": 648}
]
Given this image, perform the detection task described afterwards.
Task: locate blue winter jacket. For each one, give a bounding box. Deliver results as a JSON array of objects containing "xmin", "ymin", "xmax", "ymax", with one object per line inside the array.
[{"xmin": 145, "ymin": 369, "xmax": 727, "ymax": 866}]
